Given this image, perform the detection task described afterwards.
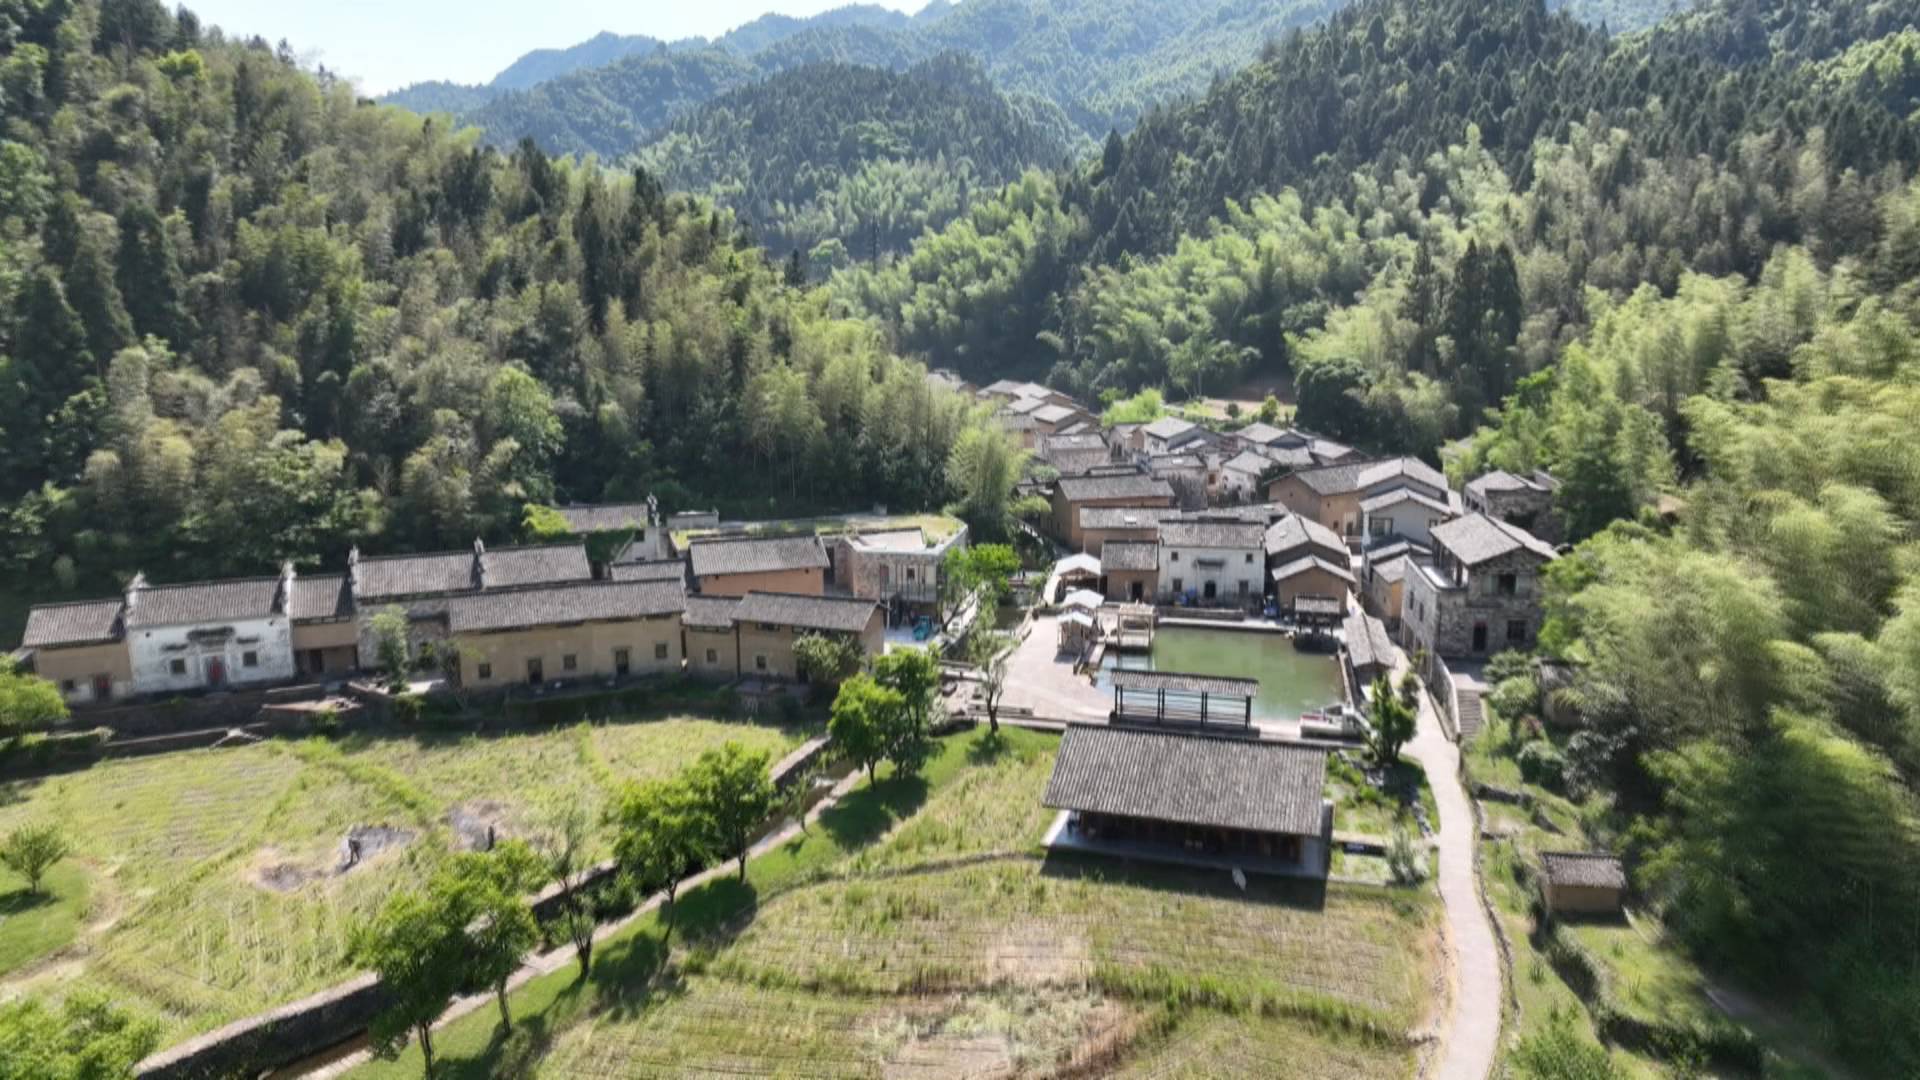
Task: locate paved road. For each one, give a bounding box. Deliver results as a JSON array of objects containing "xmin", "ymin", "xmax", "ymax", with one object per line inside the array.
[{"xmin": 1403, "ymin": 663, "xmax": 1504, "ymax": 1080}]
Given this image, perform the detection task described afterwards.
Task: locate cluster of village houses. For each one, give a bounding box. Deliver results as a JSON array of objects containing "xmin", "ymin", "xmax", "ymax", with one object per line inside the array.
[
  {"xmin": 974, "ymin": 376, "xmax": 1564, "ymax": 687},
  {"xmin": 16, "ymin": 497, "xmax": 968, "ymax": 707},
  {"xmin": 18, "ymin": 372, "xmax": 1563, "ymax": 714}
]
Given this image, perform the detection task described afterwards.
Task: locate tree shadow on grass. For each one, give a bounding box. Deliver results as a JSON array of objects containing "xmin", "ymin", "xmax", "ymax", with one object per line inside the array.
[
  {"xmin": 966, "ymin": 729, "xmax": 1012, "ymax": 765},
  {"xmin": 0, "ymin": 887, "xmax": 53, "ymax": 916},
  {"xmin": 818, "ymin": 771, "xmax": 930, "ymax": 850},
  {"xmin": 430, "ymin": 978, "xmax": 592, "ymax": 1080}
]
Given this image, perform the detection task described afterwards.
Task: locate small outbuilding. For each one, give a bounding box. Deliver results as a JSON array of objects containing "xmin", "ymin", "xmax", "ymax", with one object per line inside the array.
[
  {"xmin": 1057, "ymin": 610, "xmax": 1099, "ymax": 655},
  {"xmin": 1539, "ymin": 852, "xmax": 1628, "ymax": 916},
  {"xmin": 1042, "ymin": 724, "xmax": 1331, "ymax": 877}
]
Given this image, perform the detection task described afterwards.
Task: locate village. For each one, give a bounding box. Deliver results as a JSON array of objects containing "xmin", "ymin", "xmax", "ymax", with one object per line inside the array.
[{"xmin": 8, "ymin": 375, "xmax": 1639, "ymax": 1079}]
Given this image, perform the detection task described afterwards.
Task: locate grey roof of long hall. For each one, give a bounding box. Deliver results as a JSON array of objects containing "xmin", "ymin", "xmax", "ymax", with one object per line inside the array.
[
  {"xmin": 1158, "ymin": 518, "xmax": 1266, "ymax": 550},
  {"xmin": 1080, "ymin": 505, "xmax": 1180, "ymax": 531},
  {"xmin": 1043, "ymin": 724, "xmax": 1328, "ymax": 837},
  {"xmin": 608, "ymin": 560, "xmax": 689, "ymax": 584},
  {"xmin": 688, "ymin": 535, "xmax": 830, "ymax": 578},
  {"xmin": 125, "ymin": 577, "xmax": 283, "ymax": 629},
  {"xmin": 731, "ymin": 592, "xmax": 881, "ymax": 634},
  {"xmin": 445, "ymin": 580, "xmax": 686, "ymax": 634},
  {"xmin": 1110, "ymin": 669, "xmax": 1260, "ymax": 696},
  {"xmin": 1056, "ymin": 474, "xmax": 1176, "ymax": 504},
  {"xmin": 21, "ymin": 598, "xmax": 123, "ymax": 648},
  {"xmin": 683, "ymin": 595, "xmax": 742, "ymax": 630}
]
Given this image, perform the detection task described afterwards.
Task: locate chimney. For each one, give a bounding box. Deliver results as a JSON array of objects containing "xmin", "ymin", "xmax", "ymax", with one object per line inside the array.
[
  {"xmin": 278, "ymin": 560, "xmax": 297, "ymax": 614},
  {"xmin": 124, "ymin": 571, "xmax": 148, "ymax": 613},
  {"xmin": 345, "ymin": 546, "xmax": 361, "ymax": 598},
  {"xmin": 473, "ymin": 538, "xmax": 488, "ymax": 590}
]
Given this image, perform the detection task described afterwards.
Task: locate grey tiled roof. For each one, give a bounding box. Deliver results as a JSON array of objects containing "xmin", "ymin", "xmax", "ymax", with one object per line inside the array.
[
  {"xmin": 1043, "ymin": 724, "xmax": 1328, "ymax": 837},
  {"xmin": 1541, "ymin": 852, "xmax": 1627, "ymax": 890},
  {"xmin": 354, "ymin": 551, "xmax": 477, "ymax": 600},
  {"xmin": 683, "ymin": 595, "xmax": 742, "ymax": 630},
  {"xmin": 1231, "ymin": 422, "xmax": 1288, "ymax": 446},
  {"xmin": 289, "ymin": 575, "xmax": 351, "ymax": 621},
  {"xmin": 1142, "ymin": 417, "xmax": 1198, "ymax": 441},
  {"xmin": 21, "ymin": 599, "xmax": 123, "ymax": 648},
  {"xmin": 1432, "ymin": 514, "xmax": 1557, "ymax": 566},
  {"xmin": 1043, "ymin": 433, "xmax": 1109, "ymax": 454},
  {"xmin": 1343, "ymin": 610, "xmax": 1396, "ymax": 673},
  {"xmin": 554, "ymin": 504, "xmax": 654, "ymax": 533},
  {"xmin": 1158, "ymin": 519, "xmax": 1266, "ymax": 550},
  {"xmin": 732, "ymin": 592, "xmax": 880, "ymax": 634},
  {"xmin": 1080, "ymin": 506, "xmax": 1178, "ymax": 531},
  {"xmin": 446, "ymin": 580, "xmax": 686, "ymax": 634},
  {"xmin": 1110, "ymin": 670, "xmax": 1260, "ymax": 696},
  {"xmin": 1055, "ymin": 474, "xmax": 1175, "ymax": 504},
  {"xmin": 483, "ymin": 545, "xmax": 593, "ymax": 589},
  {"xmin": 126, "ymin": 577, "xmax": 283, "ymax": 629},
  {"xmin": 1264, "ymin": 515, "xmax": 1346, "ymax": 560},
  {"xmin": 609, "ymin": 560, "xmax": 688, "ymax": 584},
  {"xmin": 354, "ymin": 544, "xmax": 591, "ymax": 600},
  {"xmin": 688, "ymin": 535, "xmax": 829, "ymax": 578},
  {"xmin": 1032, "ymin": 403, "xmax": 1081, "ymax": 425},
  {"xmin": 1223, "ymin": 450, "xmax": 1277, "ymax": 475},
  {"xmin": 1271, "ymin": 555, "xmax": 1357, "ymax": 587},
  {"xmin": 1005, "ymin": 396, "xmax": 1048, "ymax": 416},
  {"xmin": 1283, "ymin": 456, "xmax": 1449, "ymax": 498},
  {"xmin": 1368, "ymin": 554, "xmax": 1411, "ymax": 584},
  {"xmin": 1361, "ymin": 487, "xmax": 1453, "ymax": 515},
  {"xmin": 1102, "ymin": 541, "xmax": 1160, "ymax": 573}
]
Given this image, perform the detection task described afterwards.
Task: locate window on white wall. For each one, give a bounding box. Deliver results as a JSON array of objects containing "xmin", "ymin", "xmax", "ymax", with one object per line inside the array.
[
  {"xmin": 477, "ymin": 662, "xmax": 493, "ymax": 680},
  {"xmin": 243, "ymin": 651, "xmax": 258, "ymax": 668},
  {"xmin": 169, "ymin": 658, "xmax": 186, "ymax": 676}
]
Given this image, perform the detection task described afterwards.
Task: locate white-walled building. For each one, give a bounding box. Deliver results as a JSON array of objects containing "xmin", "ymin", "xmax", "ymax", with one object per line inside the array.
[
  {"xmin": 123, "ymin": 572, "xmax": 296, "ymax": 695},
  {"xmin": 1360, "ymin": 486, "xmax": 1460, "ymax": 548},
  {"xmin": 1156, "ymin": 518, "xmax": 1267, "ymax": 606}
]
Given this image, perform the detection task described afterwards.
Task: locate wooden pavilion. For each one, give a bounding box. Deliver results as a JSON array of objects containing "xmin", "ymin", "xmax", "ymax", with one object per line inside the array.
[{"xmin": 1109, "ymin": 669, "xmax": 1258, "ymax": 728}]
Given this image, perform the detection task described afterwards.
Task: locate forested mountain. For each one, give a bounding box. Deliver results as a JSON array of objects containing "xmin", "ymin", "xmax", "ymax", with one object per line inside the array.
[
  {"xmin": 378, "ymin": 4, "xmax": 929, "ymax": 120},
  {"xmin": 383, "ymin": 0, "xmax": 1358, "ymax": 160},
  {"xmin": 838, "ymin": 0, "xmax": 1920, "ymax": 430},
  {"xmin": 636, "ymin": 55, "xmax": 1079, "ymax": 262},
  {"xmin": 0, "ymin": 0, "xmax": 1011, "ymax": 605}
]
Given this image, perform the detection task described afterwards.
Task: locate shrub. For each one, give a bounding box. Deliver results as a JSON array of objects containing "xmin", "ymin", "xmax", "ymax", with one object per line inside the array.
[
  {"xmin": 1517, "ymin": 741, "xmax": 1567, "ymax": 791},
  {"xmin": 0, "ymin": 821, "xmax": 70, "ymax": 895},
  {"xmin": 1387, "ymin": 826, "xmax": 1428, "ymax": 886},
  {"xmin": 392, "ymin": 693, "xmax": 425, "ymax": 724},
  {"xmin": 310, "ymin": 706, "xmax": 341, "ymax": 737}
]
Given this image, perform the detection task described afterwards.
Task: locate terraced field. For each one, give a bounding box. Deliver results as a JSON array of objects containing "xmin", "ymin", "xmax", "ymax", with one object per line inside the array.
[
  {"xmin": 0, "ymin": 715, "xmax": 807, "ymax": 1039},
  {"xmin": 521, "ymin": 728, "xmax": 1441, "ymax": 1078}
]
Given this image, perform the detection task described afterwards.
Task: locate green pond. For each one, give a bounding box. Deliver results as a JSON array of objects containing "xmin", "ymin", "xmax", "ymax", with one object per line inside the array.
[{"xmin": 1095, "ymin": 626, "xmax": 1345, "ymax": 720}]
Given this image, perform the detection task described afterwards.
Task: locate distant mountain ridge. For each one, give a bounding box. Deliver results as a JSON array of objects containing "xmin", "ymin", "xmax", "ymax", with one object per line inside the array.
[{"xmin": 379, "ymin": 4, "xmax": 930, "ymax": 114}]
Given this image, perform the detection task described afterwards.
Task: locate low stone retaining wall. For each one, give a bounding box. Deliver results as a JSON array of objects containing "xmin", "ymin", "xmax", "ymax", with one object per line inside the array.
[{"xmin": 132, "ymin": 733, "xmax": 834, "ymax": 1079}]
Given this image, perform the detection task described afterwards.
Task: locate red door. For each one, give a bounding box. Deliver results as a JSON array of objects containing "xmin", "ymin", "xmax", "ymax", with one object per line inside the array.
[
  {"xmin": 206, "ymin": 658, "xmax": 226, "ymax": 687},
  {"xmin": 91, "ymin": 674, "xmax": 112, "ymax": 701}
]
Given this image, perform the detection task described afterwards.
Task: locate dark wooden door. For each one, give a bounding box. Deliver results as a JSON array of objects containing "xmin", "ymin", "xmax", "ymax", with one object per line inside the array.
[
  {"xmin": 1472, "ymin": 624, "xmax": 1488, "ymax": 653},
  {"xmin": 527, "ymin": 657, "xmax": 544, "ymax": 685},
  {"xmin": 206, "ymin": 658, "xmax": 226, "ymax": 686}
]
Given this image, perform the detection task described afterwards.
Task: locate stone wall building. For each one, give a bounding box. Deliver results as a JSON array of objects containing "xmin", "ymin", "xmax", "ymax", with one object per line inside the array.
[
  {"xmin": 1539, "ymin": 852, "xmax": 1627, "ymax": 916},
  {"xmin": 1402, "ymin": 513, "xmax": 1556, "ymax": 663},
  {"xmin": 1465, "ymin": 469, "xmax": 1562, "ymax": 546},
  {"xmin": 826, "ymin": 526, "xmax": 968, "ymax": 610}
]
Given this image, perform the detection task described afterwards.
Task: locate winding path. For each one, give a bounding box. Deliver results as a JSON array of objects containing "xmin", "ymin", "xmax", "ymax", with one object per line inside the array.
[{"xmin": 1403, "ymin": 660, "xmax": 1504, "ymax": 1080}]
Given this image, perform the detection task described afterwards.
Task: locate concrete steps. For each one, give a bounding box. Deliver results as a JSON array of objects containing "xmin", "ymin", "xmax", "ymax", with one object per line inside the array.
[{"xmin": 1454, "ymin": 686, "xmax": 1487, "ymax": 741}]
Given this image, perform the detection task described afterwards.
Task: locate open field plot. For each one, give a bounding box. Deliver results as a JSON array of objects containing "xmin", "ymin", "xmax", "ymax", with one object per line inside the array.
[
  {"xmin": 513, "ymin": 727, "xmax": 1439, "ymax": 1079},
  {"xmin": 0, "ymin": 715, "xmax": 805, "ymax": 1039}
]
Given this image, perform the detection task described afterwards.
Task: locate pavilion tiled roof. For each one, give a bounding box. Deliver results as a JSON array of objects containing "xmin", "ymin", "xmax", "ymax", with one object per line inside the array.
[
  {"xmin": 732, "ymin": 592, "xmax": 881, "ymax": 634},
  {"xmin": 446, "ymin": 580, "xmax": 686, "ymax": 634},
  {"xmin": 1110, "ymin": 670, "xmax": 1260, "ymax": 696},
  {"xmin": 21, "ymin": 598, "xmax": 123, "ymax": 649},
  {"xmin": 125, "ymin": 577, "xmax": 283, "ymax": 629},
  {"xmin": 1043, "ymin": 724, "xmax": 1328, "ymax": 837},
  {"xmin": 688, "ymin": 535, "xmax": 830, "ymax": 578}
]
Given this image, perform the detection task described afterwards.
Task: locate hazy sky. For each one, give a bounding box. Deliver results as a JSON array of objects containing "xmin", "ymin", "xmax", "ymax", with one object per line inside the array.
[{"xmin": 186, "ymin": 0, "xmax": 932, "ymax": 95}]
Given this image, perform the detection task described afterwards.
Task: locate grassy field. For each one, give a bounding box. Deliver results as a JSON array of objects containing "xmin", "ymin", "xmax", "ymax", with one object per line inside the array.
[
  {"xmin": 1466, "ymin": 734, "xmax": 1835, "ymax": 1079},
  {"xmin": 0, "ymin": 860, "xmax": 88, "ymax": 974},
  {"xmin": 0, "ymin": 714, "xmax": 807, "ymax": 1040},
  {"xmin": 354, "ymin": 726, "xmax": 1441, "ymax": 1079}
]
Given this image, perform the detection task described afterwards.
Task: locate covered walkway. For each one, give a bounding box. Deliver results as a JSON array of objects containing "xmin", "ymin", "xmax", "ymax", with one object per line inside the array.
[{"xmin": 1109, "ymin": 669, "xmax": 1257, "ymax": 729}]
